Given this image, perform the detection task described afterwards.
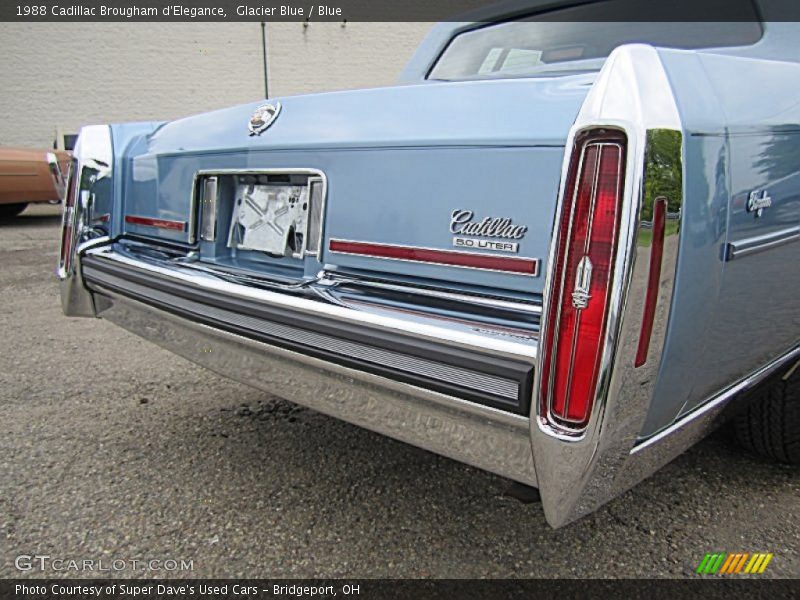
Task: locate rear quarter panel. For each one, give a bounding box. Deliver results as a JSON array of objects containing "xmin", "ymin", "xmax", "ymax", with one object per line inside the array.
[{"xmin": 640, "ymin": 41, "xmax": 800, "ymax": 436}]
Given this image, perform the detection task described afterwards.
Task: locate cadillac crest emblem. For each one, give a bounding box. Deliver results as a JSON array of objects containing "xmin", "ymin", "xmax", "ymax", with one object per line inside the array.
[{"xmin": 248, "ymin": 101, "xmax": 281, "ymax": 136}]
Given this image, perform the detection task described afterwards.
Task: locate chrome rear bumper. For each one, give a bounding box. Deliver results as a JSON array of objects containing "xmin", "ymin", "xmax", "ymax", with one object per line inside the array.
[
  {"xmin": 82, "ymin": 246, "xmax": 539, "ymax": 414},
  {"xmin": 61, "ymin": 238, "xmax": 800, "ymax": 528},
  {"xmin": 93, "ymin": 291, "xmax": 538, "ymax": 486},
  {"xmin": 73, "ymin": 241, "xmax": 539, "ymax": 486}
]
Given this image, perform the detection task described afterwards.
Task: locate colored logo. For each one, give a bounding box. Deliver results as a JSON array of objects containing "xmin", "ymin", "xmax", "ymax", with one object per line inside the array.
[
  {"xmin": 696, "ymin": 552, "xmax": 773, "ymax": 575},
  {"xmin": 248, "ymin": 102, "xmax": 281, "ymax": 136}
]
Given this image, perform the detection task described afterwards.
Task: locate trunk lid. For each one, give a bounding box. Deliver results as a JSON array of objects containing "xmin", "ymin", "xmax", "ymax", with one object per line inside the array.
[{"xmin": 119, "ymin": 76, "xmax": 592, "ymax": 296}]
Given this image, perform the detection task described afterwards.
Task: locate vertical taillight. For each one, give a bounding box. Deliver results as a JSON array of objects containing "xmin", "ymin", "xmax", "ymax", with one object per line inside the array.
[
  {"xmin": 59, "ymin": 160, "xmax": 79, "ymax": 275},
  {"xmin": 57, "ymin": 125, "xmax": 113, "ymax": 297},
  {"xmin": 540, "ymin": 130, "xmax": 626, "ymax": 430}
]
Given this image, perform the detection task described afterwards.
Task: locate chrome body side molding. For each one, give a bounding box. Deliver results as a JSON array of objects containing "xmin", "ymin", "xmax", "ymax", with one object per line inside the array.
[{"xmin": 724, "ymin": 225, "xmax": 800, "ymax": 261}]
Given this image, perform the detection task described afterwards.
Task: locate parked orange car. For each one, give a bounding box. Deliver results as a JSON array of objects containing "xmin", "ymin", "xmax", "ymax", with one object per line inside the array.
[{"xmin": 0, "ymin": 147, "xmax": 69, "ymax": 217}]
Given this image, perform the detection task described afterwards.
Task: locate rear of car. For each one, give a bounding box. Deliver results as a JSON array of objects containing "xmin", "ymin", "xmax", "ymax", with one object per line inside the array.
[{"xmin": 58, "ymin": 3, "xmax": 797, "ymax": 527}]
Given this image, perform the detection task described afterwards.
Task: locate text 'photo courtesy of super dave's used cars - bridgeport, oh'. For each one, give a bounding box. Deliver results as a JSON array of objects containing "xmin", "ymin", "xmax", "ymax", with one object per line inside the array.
[{"xmin": 57, "ymin": 0, "xmax": 799, "ymax": 531}]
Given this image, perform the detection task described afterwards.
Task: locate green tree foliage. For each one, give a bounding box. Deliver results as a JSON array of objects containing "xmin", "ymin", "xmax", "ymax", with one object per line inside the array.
[{"xmin": 642, "ymin": 129, "xmax": 682, "ymax": 222}]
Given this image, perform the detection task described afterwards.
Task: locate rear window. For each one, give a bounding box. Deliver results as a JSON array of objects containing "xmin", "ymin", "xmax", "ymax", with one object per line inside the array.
[{"xmin": 428, "ymin": 3, "xmax": 762, "ymax": 81}]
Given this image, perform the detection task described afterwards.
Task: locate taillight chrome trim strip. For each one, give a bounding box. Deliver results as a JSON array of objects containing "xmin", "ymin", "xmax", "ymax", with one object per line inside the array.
[
  {"xmin": 46, "ymin": 152, "xmax": 67, "ymax": 201},
  {"xmin": 560, "ymin": 142, "xmax": 625, "ymax": 426}
]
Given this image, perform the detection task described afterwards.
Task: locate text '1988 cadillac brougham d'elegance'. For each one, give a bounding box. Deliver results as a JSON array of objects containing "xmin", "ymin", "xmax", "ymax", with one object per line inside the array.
[{"xmin": 58, "ymin": 3, "xmax": 799, "ymax": 527}]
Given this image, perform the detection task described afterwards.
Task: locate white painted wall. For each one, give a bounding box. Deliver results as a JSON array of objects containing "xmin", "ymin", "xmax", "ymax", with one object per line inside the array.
[
  {"xmin": 267, "ymin": 22, "xmax": 431, "ymax": 96},
  {"xmin": 0, "ymin": 22, "xmax": 431, "ymax": 148}
]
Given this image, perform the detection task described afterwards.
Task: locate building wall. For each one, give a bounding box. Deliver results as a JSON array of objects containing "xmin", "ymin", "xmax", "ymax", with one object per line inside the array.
[
  {"xmin": 268, "ymin": 22, "xmax": 431, "ymax": 97},
  {"xmin": 0, "ymin": 22, "xmax": 431, "ymax": 148}
]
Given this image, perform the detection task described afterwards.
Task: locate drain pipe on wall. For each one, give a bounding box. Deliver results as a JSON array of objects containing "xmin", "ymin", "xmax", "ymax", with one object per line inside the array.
[{"xmin": 260, "ymin": 21, "xmax": 270, "ymax": 99}]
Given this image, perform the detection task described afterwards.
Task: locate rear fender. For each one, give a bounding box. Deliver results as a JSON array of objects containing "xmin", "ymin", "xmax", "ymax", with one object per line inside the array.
[{"xmin": 531, "ymin": 44, "xmax": 686, "ymax": 527}]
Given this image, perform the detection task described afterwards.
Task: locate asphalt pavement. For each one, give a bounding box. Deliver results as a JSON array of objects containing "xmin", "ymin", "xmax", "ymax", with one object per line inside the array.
[{"xmin": 1, "ymin": 203, "xmax": 798, "ymax": 579}]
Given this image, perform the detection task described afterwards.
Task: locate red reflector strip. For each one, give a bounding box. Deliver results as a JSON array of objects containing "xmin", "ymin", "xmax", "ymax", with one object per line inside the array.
[
  {"xmin": 125, "ymin": 215, "xmax": 186, "ymax": 232},
  {"xmin": 328, "ymin": 239, "xmax": 539, "ymax": 276},
  {"xmin": 635, "ymin": 197, "xmax": 667, "ymax": 367}
]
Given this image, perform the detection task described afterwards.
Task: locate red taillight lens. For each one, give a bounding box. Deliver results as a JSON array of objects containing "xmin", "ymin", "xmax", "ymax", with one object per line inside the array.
[
  {"xmin": 59, "ymin": 161, "xmax": 78, "ymax": 274},
  {"xmin": 540, "ymin": 130, "xmax": 626, "ymax": 430}
]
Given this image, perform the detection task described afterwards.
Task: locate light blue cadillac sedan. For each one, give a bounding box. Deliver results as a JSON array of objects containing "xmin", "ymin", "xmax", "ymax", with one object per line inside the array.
[{"xmin": 58, "ymin": 1, "xmax": 799, "ymax": 527}]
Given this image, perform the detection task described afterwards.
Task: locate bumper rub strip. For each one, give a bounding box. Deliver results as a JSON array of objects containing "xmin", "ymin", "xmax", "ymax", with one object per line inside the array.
[
  {"xmin": 724, "ymin": 225, "xmax": 800, "ymax": 261},
  {"xmin": 329, "ymin": 239, "xmax": 540, "ymax": 276}
]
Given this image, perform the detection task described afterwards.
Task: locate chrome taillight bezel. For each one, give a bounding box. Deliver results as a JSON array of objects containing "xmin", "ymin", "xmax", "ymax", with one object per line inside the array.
[
  {"xmin": 57, "ymin": 125, "xmax": 113, "ymax": 281},
  {"xmin": 529, "ymin": 45, "xmax": 687, "ymax": 529},
  {"xmin": 58, "ymin": 125, "xmax": 114, "ymax": 319}
]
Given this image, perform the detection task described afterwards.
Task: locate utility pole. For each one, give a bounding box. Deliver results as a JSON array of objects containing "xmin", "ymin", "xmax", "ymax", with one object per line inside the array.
[{"xmin": 260, "ymin": 21, "xmax": 269, "ymax": 99}]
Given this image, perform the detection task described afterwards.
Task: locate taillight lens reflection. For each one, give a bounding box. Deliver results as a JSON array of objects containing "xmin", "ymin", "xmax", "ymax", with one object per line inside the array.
[
  {"xmin": 541, "ymin": 131, "xmax": 626, "ymax": 430},
  {"xmin": 635, "ymin": 197, "xmax": 667, "ymax": 367}
]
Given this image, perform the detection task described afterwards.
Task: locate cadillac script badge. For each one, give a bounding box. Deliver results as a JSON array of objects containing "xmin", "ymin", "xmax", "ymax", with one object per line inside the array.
[
  {"xmin": 746, "ymin": 190, "xmax": 772, "ymax": 218},
  {"xmin": 450, "ymin": 209, "xmax": 528, "ymax": 253},
  {"xmin": 248, "ymin": 102, "xmax": 282, "ymax": 136}
]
